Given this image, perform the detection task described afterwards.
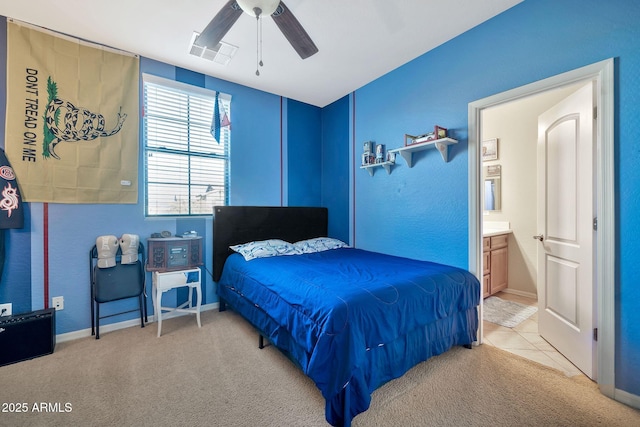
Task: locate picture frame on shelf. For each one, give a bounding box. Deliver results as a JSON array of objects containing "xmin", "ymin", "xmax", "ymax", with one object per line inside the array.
[{"xmin": 482, "ymin": 138, "xmax": 498, "ymax": 161}]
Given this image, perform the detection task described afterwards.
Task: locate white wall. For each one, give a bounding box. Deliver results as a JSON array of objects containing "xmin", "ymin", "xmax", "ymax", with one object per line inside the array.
[{"xmin": 481, "ymin": 83, "xmax": 582, "ymax": 296}]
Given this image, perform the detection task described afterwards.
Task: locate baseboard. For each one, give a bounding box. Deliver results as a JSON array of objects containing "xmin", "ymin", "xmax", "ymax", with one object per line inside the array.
[
  {"xmin": 614, "ymin": 387, "xmax": 640, "ymax": 410},
  {"xmin": 56, "ymin": 302, "xmax": 219, "ymax": 343},
  {"xmin": 501, "ymin": 288, "xmax": 538, "ymax": 300}
]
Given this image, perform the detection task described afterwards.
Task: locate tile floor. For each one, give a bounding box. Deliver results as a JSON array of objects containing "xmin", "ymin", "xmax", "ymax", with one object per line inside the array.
[{"xmin": 482, "ymin": 291, "xmax": 585, "ymax": 378}]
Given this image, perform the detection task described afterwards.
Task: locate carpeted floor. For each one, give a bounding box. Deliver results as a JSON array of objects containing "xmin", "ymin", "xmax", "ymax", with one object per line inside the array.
[{"xmin": 1, "ymin": 310, "xmax": 639, "ymax": 426}]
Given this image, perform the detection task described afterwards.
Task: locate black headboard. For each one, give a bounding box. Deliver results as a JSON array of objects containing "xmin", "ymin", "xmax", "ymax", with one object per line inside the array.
[{"xmin": 213, "ymin": 206, "xmax": 328, "ymax": 281}]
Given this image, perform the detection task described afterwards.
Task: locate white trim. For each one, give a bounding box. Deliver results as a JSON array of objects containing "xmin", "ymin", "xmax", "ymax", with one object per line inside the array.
[
  {"xmin": 595, "ymin": 59, "xmax": 616, "ymax": 397},
  {"xmin": 56, "ymin": 302, "xmax": 219, "ymax": 343},
  {"xmin": 468, "ymin": 58, "xmax": 616, "ymax": 397},
  {"xmin": 468, "ymin": 100, "xmax": 483, "ymax": 344},
  {"xmin": 614, "ymin": 387, "xmax": 640, "ymax": 411},
  {"xmin": 142, "ymin": 73, "xmax": 232, "ymax": 101}
]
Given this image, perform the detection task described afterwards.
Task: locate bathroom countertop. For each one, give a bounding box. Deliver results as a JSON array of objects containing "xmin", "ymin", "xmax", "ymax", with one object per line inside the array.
[
  {"xmin": 483, "ymin": 228, "xmax": 513, "ymax": 237},
  {"xmin": 483, "ymin": 221, "xmax": 512, "ymax": 237}
]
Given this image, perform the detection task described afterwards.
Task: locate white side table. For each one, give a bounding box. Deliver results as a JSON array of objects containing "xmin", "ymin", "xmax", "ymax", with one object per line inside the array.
[{"xmin": 151, "ymin": 268, "xmax": 202, "ymax": 337}]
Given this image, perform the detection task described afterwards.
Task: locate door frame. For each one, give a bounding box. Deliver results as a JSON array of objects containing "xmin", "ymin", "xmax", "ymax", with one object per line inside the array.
[{"xmin": 467, "ymin": 58, "xmax": 615, "ymax": 396}]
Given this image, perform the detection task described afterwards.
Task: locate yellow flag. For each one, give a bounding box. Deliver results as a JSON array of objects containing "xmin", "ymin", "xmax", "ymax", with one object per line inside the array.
[{"xmin": 4, "ymin": 20, "xmax": 139, "ymax": 203}]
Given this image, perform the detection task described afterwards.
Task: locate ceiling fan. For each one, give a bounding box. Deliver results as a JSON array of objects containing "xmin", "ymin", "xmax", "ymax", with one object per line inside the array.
[{"xmin": 196, "ymin": 0, "xmax": 318, "ymax": 61}]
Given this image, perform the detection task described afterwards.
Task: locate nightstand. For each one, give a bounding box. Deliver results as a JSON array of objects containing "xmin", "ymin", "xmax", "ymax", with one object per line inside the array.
[{"xmin": 151, "ymin": 268, "xmax": 202, "ymax": 337}]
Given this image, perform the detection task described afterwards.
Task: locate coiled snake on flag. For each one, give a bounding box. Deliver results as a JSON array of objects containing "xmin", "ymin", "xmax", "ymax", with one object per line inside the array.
[{"xmin": 45, "ymin": 98, "xmax": 127, "ymax": 159}]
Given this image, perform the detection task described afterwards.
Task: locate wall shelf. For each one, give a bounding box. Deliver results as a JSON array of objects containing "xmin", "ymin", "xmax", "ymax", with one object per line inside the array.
[
  {"xmin": 360, "ymin": 160, "xmax": 394, "ymax": 176},
  {"xmin": 389, "ymin": 137, "xmax": 458, "ymax": 167}
]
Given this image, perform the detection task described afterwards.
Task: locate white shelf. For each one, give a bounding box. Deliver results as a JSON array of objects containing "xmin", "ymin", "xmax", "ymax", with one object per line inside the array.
[
  {"xmin": 360, "ymin": 160, "xmax": 394, "ymax": 176},
  {"xmin": 389, "ymin": 137, "xmax": 458, "ymax": 167}
]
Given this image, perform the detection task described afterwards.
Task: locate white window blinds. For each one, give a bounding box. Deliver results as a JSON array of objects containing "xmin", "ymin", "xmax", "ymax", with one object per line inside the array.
[{"xmin": 143, "ymin": 74, "xmax": 230, "ymax": 216}]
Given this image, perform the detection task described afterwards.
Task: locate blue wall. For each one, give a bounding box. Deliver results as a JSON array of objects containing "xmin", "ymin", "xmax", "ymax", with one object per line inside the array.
[
  {"xmin": 0, "ymin": 21, "xmax": 320, "ymax": 334},
  {"xmin": 350, "ymin": 0, "xmax": 640, "ymax": 397},
  {"xmin": 287, "ymin": 99, "xmax": 322, "ymax": 207},
  {"xmin": 321, "ymin": 95, "xmax": 350, "ymax": 243},
  {"xmin": 2, "ymin": 0, "xmax": 640, "ymax": 402}
]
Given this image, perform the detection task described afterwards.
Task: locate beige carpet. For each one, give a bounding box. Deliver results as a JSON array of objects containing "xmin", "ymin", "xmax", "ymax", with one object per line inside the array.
[{"xmin": 1, "ymin": 310, "xmax": 639, "ymax": 427}]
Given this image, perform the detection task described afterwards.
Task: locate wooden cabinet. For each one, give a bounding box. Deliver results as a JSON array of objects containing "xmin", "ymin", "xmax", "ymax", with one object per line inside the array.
[
  {"xmin": 482, "ymin": 252, "xmax": 491, "ymax": 297},
  {"xmin": 482, "ymin": 233, "xmax": 509, "ymax": 298}
]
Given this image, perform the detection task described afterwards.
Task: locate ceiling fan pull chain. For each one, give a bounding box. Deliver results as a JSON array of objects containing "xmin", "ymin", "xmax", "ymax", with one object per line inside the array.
[
  {"xmin": 255, "ymin": 13, "xmax": 260, "ymax": 76},
  {"xmin": 253, "ymin": 7, "xmax": 265, "ymax": 76},
  {"xmin": 259, "ymin": 14, "xmax": 264, "ymax": 68}
]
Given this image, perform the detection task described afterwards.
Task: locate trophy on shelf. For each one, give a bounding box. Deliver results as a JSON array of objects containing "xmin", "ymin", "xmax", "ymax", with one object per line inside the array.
[
  {"xmin": 375, "ymin": 143, "xmax": 385, "ymax": 163},
  {"xmin": 362, "ymin": 141, "xmax": 375, "ymax": 165}
]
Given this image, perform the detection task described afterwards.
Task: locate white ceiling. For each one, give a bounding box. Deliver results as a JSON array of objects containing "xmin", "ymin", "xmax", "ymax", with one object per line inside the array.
[{"xmin": 0, "ymin": 0, "xmax": 522, "ymax": 107}]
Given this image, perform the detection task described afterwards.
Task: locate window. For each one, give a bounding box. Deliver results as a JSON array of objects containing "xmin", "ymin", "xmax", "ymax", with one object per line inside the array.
[{"xmin": 143, "ymin": 74, "xmax": 231, "ymax": 217}]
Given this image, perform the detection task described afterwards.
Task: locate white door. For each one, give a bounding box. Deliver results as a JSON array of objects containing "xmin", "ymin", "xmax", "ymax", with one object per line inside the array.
[{"xmin": 536, "ymin": 81, "xmax": 596, "ymax": 379}]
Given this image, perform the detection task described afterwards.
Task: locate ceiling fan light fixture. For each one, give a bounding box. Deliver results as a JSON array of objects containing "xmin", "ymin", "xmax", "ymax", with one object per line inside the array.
[{"xmin": 236, "ymin": 0, "xmax": 280, "ymax": 18}]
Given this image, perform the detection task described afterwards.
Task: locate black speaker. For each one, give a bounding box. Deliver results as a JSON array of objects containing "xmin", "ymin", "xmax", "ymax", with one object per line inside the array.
[{"xmin": 0, "ymin": 308, "xmax": 56, "ymax": 367}]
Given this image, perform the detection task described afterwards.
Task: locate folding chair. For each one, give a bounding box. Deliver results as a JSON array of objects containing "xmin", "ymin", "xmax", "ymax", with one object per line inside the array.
[{"xmin": 90, "ymin": 242, "xmax": 147, "ymax": 339}]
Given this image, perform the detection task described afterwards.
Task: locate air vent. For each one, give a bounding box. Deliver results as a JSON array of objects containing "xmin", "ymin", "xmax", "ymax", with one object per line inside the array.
[{"xmin": 189, "ymin": 32, "xmax": 238, "ymax": 65}]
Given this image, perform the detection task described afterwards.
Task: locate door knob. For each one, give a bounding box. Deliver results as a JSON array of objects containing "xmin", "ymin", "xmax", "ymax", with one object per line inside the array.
[{"xmin": 533, "ymin": 234, "xmax": 544, "ymax": 242}]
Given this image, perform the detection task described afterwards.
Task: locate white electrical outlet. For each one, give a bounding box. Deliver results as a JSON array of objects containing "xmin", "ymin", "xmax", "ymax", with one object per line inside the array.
[
  {"xmin": 52, "ymin": 296, "xmax": 64, "ymax": 311},
  {"xmin": 0, "ymin": 303, "xmax": 11, "ymax": 316}
]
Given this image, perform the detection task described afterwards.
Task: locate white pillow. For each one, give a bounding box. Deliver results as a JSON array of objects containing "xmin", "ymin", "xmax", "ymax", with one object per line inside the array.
[
  {"xmin": 293, "ymin": 237, "xmax": 348, "ymax": 254},
  {"xmin": 230, "ymin": 239, "xmax": 300, "ymax": 261}
]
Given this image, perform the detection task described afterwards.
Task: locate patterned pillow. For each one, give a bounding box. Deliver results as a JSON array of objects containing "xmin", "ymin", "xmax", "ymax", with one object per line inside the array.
[
  {"xmin": 230, "ymin": 239, "xmax": 300, "ymax": 261},
  {"xmin": 293, "ymin": 237, "xmax": 348, "ymax": 254}
]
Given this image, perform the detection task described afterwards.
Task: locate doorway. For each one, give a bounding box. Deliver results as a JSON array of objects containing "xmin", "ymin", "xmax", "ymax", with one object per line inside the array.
[
  {"xmin": 468, "ymin": 59, "xmax": 615, "ymax": 396},
  {"xmin": 479, "ymin": 82, "xmax": 589, "ymax": 376}
]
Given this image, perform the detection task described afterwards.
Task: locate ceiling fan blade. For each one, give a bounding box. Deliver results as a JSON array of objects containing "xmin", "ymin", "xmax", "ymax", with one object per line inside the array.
[
  {"xmin": 271, "ymin": 1, "xmax": 318, "ymax": 59},
  {"xmin": 197, "ymin": 0, "xmax": 243, "ymax": 48}
]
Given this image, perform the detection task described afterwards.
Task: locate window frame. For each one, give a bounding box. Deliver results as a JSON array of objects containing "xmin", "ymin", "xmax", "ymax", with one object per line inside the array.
[{"xmin": 142, "ymin": 74, "xmax": 231, "ymax": 218}]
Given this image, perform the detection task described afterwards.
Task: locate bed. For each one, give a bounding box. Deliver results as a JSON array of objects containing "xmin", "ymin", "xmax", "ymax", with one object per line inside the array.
[{"xmin": 213, "ymin": 206, "xmax": 480, "ymax": 426}]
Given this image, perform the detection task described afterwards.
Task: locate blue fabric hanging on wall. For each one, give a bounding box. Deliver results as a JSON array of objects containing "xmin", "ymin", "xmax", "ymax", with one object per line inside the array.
[{"xmin": 211, "ymin": 92, "xmax": 221, "ymax": 143}]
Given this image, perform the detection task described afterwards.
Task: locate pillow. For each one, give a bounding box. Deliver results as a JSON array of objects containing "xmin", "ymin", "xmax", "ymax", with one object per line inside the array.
[
  {"xmin": 230, "ymin": 239, "xmax": 300, "ymax": 261},
  {"xmin": 293, "ymin": 237, "xmax": 348, "ymax": 254}
]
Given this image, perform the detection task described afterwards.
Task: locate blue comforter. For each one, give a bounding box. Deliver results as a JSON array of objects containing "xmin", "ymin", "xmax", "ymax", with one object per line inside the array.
[{"xmin": 218, "ymin": 248, "xmax": 480, "ymax": 426}]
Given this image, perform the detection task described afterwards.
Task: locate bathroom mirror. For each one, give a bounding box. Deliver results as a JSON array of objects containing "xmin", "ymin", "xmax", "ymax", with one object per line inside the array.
[{"xmin": 484, "ymin": 164, "xmax": 502, "ymax": 211}]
